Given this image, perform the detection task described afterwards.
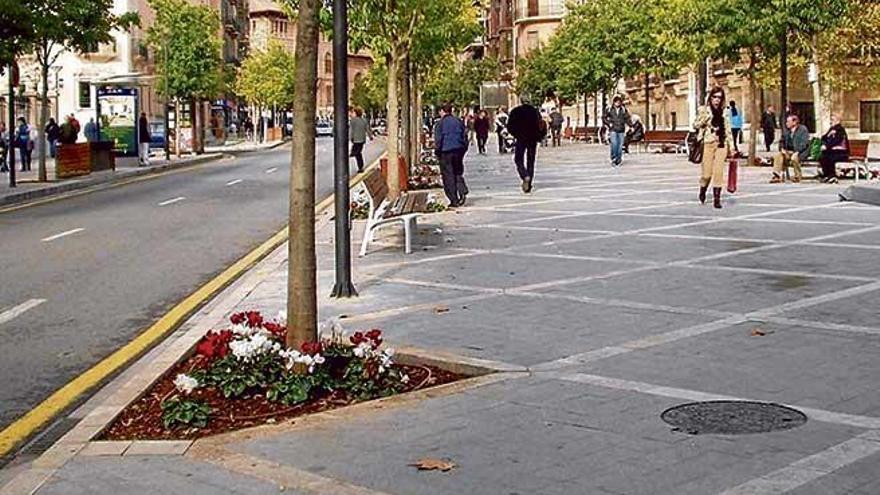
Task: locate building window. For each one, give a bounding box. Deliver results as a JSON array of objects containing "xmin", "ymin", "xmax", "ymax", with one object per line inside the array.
[
  {"xmin": 860, "ymin": 101, "xmax": 880, "ymax": 132},
  {"xmin": 526, "ymin": 30, "xmax": 538, "ymax": 51},
  {"xmin": 671, "ymin": 112, "xmax": 677, "ymax": 130},
  {"xmin": 324, "ymin": 86, "xmax": 332, "ymax": 106},
  {"xmin": 324, "ymin": 52, "xmax": 332, "ymax": 74},
  {"xmin": 79, "ymin": 82, "xmax": 91, "ymax": 108}
]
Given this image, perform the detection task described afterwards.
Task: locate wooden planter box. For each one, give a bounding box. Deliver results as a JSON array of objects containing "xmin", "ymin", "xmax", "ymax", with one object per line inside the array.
[{"xmin": 56, "ymin": 142, "xmax": 116, "ymax": 179}]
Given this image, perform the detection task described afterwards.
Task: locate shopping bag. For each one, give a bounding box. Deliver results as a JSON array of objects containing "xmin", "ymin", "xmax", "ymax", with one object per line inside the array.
[{"xmin": 727, "ymin": 159, "xmax": 738, "ymax": 193}]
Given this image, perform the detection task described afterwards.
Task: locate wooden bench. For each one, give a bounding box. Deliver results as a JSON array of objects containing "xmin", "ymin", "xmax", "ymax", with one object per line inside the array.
[
  {"xmin": 359, "ymin": 168, "xmax": 429, "ymax": 256},
  {"xmin": 838, "ymin": 139, "xmax": 874, "ymax": 183},
  {"xmin": 572, "ymin": 126, "xmax": 603, "ymax": 143},
  {"xmin": 642, "ymin": 130, "xmax": 690, "ymax": 153}
]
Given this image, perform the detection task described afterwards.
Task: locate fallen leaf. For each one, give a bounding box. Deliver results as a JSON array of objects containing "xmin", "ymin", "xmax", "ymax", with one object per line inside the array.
[
  {"xmin": 410, "ymin": 458, "xmax": 456, "ymax": 472},
  {"xmin": 433, "ymin": 306, "xmax": 450, "ymax": 314},
  {"xmin": 750, "ymin": 327, "xmax": 774, "ymax": 337}
]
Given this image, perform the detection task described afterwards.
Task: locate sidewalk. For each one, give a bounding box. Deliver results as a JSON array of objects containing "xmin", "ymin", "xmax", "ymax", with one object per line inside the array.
[
  {"xmin": 4, "ymin": 143, "xmax": 880, "ymax": 494},
  {"xmin": 0, "ymin": 139, "xmax": 286, "ymax": 208}
]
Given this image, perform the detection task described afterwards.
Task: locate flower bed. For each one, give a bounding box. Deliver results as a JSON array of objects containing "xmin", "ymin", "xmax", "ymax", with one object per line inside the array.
[{"xmin": 99, "ymin": 312, "xmax": 463, "ymax": 441}]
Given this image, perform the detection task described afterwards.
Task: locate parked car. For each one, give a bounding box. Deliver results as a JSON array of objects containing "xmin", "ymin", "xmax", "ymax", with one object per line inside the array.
[
  {"xmin": 315, "ymin": 120, "xmax": 333, "ymax": 137},
  {"xmin": 149, "ymin": 121, "xmax": 166, "ymax": 150}
]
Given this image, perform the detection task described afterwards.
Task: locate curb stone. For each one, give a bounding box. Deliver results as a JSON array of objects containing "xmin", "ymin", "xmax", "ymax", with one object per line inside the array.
[{"xmin": 0, "ymin": 153, "xmax": 226, "ymax": 208}]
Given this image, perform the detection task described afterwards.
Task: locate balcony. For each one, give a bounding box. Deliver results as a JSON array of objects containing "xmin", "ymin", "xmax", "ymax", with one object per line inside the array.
[{"xmin": 514, "ymin": 0, "xmax": 566, "ymax": 22}]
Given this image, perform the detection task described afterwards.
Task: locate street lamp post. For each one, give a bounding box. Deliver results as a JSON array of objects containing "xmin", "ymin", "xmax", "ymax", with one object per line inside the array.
[
  {"xmin": 330, "ymin": 0, "xmax": 357, "ymax": 298},
  {"xmin": 780, "ymin": 0, "xmax": 788, "ymax": 127},
  {"xmin": 8, "ymin": 64, "xmax": 16, "ymax": 187}
]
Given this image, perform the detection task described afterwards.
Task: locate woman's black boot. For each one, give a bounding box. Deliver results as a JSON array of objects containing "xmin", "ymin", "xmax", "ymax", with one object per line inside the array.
[
  {"xmin": 699, "ymin": 186, "xmax": 708, "ymax": 204},
  {"xmin": 713, "ymin": 188, "xmax": 722, "ymax": 209}
]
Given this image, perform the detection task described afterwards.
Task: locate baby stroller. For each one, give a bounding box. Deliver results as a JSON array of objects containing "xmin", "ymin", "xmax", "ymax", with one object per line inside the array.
[{"xmin": 498, "ymin": 126, "xmax": 516, "ymax": 153}]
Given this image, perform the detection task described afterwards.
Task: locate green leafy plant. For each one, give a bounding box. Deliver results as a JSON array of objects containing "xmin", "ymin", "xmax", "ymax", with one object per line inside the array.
[
  {"xmin": 205, "ymin": 354, "xmax": 283, "ymax": 399},
  {"xmin": 161, "ymin": 397, "xmax": 211, "ymax": 429},
  {"xmin": 266, "ymin": 374, "xmax": 314, "ymax": 406}
]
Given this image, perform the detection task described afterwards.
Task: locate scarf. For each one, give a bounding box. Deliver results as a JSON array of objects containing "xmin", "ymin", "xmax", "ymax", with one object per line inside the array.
[{"xmin": 710, "ymin": 106, "xmax": 725, "ymax": 142}]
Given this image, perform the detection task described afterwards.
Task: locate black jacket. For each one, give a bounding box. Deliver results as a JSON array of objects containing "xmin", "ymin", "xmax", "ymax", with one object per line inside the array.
[
  {"xmin": 138, "ymin": 116, "xmax": 151, "ymax": 143},
  {"xmin": 46, "ymin": 122, "xmax": 61, "ymax": 142},
  {"xmin": 507, "ymin": 104, "xmax": 543, "ymax": 144}
]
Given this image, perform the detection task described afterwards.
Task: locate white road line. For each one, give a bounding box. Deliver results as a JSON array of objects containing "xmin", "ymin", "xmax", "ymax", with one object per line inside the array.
[
  {"xmin": 542, "ymin": 372, "xmax": 880, "ymax": 430},
  {"xmin": 226, "ymin": 179, "xmax": 243, "ymax": 186},
  {"xmin": 158, "ymin": 196, "xmax": 186, "ymax": 206},
  {"xmin": 0, "ymin": 299, "xmax": 47, "ymax": 326},
  {"xmin": 265, "ymin": 167, "xmax": 278, "ymax": 174},
  {"xmin": 718, "ymin": 432, "xmax": 880, "ymax": 494},
  {"xmin": 41, "ymin": 228, "xmax": 85, "ymax": 242}
]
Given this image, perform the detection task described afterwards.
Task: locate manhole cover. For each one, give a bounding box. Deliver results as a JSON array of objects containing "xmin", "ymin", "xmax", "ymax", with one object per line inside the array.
[{"xmin": 661, "ymin": 401, "xmax": 807, "ymax": 435}]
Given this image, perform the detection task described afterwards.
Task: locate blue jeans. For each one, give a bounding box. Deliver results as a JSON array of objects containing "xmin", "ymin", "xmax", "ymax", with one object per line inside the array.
[{"xmin": 609, "ymin": 131, "xmax": 624, "ymax": 164}]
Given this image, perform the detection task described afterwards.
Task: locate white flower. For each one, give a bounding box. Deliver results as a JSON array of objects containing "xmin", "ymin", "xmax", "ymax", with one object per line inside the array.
[
  {"xmin": 352, "ymin": 341, "xmax": 372, "ymax": 358},
  {"xmin": 231, "ymin": 323, "xmax": 253, "ymax": 337},
  {"xmin": 319, "ymin": 317, "xmax": 345, "ymax": 345},
  {"xmin": 276, "ymin": 310, "xmax": 287, "ymax": 324},
  {"xmin": 173, "ymin": 373, "xmax": 199, "ymax": 394},
  {"xmin": 229, "ymin": 330, "xmax": 277, "ymax": 361},
  {"xmin": 400, "ymin": 374, "xmax": 410, "ymax": 384}
]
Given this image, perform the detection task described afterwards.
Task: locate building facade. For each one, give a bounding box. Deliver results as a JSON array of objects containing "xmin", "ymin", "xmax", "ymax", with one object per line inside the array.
[
  {"xmin": 248, "ymin": 0, "xmax": 372, "ymax": 115},
  {"xmin": 0, "ymin": 0, "xmax": 248, "ymax": 147}
]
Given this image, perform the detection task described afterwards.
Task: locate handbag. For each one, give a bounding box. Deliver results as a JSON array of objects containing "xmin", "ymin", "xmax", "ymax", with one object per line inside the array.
[
  {"xmin": 687, "ymin": 131, "xmax": 703, "ymax": 164},
  {"xmin": 727, "ymin": 159, "xmax": 738, "ymax": 193}
]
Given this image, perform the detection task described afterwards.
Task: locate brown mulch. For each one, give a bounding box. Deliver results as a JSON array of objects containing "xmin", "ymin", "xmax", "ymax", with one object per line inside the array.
[{"xmin": 99, "ymin": 356, "xmax": 463, "ymax": 441}]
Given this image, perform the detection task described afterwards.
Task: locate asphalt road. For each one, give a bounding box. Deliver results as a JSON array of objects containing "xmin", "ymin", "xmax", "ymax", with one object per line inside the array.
[{"xmin": 0, "ymin": 138, "xmax": 383, "ymax": 442}]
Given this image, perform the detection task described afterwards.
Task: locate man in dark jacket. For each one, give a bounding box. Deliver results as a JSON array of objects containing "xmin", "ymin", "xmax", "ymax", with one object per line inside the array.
[
  {"xmin": 138, "ymin": 112, "xmax": 151, "ymax": 166},
  {"xmin": 45, "ymin": 118, "xmax": 61, "ymax": 158},
  {"xmin": 761, "ymin": 105, "xmax": 777, "ymax": 152},
  {"xmin": 603, "ymin": 95, "xmax": 631, "ymax": 167},
  {"xmin": 507, "ymin": 97, "xmax": 544, "ymax": 193},
  {"xmin": 434, "ymin": 104, "xmax": 469, "ymax": 206},
  {"xmin": 771, "ymin": 114, "xmax": 809, "ymax": 183},
  {"xmin": 549, "ymin": 108, "xmax": 564, "ymax": 147}
]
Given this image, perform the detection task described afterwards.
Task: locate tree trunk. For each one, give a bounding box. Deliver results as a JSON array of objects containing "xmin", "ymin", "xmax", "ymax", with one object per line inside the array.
[
  {"xmin": 38, "ymin": 59, "xmax": 49, "ymax": 182},
  {"xmin": 286, "ymin": 0, "xmax": 320, "ymax": 349},
  {"xmin": 810, "ymin": 36, "xmax": 831, "ymax": 133},
  {"xmin": 748, "ymin": 53, "xmax": 759, "ymax": 168},
  {"xmin": 175, "ymin": 99, "xmax": 181, "ymax": 158},
  {"xmin": 400, "ymin": 53, "xmax": 411, "ymax": 176},
  {"xmin": 410, "ymin": 70, "xmax": 420, "ymax": 171},
  {"xmin": 385, "ymin": 49, "xmax": 401, "ymax": 198}
]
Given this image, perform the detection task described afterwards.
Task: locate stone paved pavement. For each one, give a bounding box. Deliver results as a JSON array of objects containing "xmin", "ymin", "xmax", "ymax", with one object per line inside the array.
[{"xmin": 12, "ymin": 142, "xmax": 880, "ymax": 494}]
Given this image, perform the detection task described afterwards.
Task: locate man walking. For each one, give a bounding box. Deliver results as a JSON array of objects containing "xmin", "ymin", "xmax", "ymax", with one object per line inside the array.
[
  {"xmin": 434, "ymin": 104, "xmax": 469, "ymax": 207},
  {"xmin": 138, "ymin": 112, "xmax": 152, "ymax": 166},
  {"xmin": 771, "ymin": 114, "xmax": 809, "ymax": 184},
  {"xmin": 16, "ymin": 117, "xmax": 32, "ymax": 172},
  {"xmin": 45, "ymin": 118, "xmax": 61, "ymax": 158},
  {"xmin": 84, "ymin": 118, "xmax": 99, "ymax": 142},
  {"xmin": 549, "ymin": 107, "xmax": 564, "ymax": 147},
  {"xmin": 507, "ymin": 96, "xmax": 544, "ymax": 193},
  {"xmin": 604, "ymin": 95, "xmax": 631, "ymax": 167},
  {"xmin": 761, "ymin": 105, "xmax": 777, "ymax": 152},
  {"xmin": 494, "ymin": 107, "xmax": 509, "ymax": 154},
  {"xmin": 349, "ymin": 106, "xmax": 373, "ymax": 173}
]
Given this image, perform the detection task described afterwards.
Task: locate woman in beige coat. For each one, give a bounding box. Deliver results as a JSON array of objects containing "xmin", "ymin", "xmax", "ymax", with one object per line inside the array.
[{"xmin": 694, "ymin": 87, "xmax": 733, "ymax": 209}]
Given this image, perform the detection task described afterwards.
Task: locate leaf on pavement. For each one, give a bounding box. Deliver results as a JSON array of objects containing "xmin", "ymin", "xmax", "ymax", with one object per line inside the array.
[
  {"xmin": 750, "ymin": 327, "xmax": 773, "ymax": 337},
  {"xmin": 410, "ymin": 458, "xmax": 456, "ymax": 472},
  {"xmin": 433, "ymin": 305, "xmax": 450, "ymax": 314}
]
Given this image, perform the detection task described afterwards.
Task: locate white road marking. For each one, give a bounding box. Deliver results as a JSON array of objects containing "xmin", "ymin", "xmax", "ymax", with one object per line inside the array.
[
  {"xmin": 158, "ymin": 196, "xmax": 186, "ymax": 206},
  {"xmin": 265, "ymin": 167, "xmax": 278, "ymax": 174},
  {"xmin": 41, "ymin": 228, "xmax": 85, "ymax": 242},
  {"xmin": 226, "ymin": 179, "xmax": 243, "ymax": 186},
  {"xmin": 718, "ymin": 432, "xmax": 880, "ymax": 494},
  {"xmin": 0, "ymin": 299, "xmax": 46, "ymax": 326}
]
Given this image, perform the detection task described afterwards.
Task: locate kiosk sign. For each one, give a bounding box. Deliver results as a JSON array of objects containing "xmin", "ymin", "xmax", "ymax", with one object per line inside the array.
[{"xmin": 97, "ymin": 86, "xmax": 138, "ymax": 156}]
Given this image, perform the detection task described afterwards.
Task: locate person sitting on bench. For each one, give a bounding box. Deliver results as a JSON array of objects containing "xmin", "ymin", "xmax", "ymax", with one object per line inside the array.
[{"xmin": 818, "ymin": 113, "xmax": 849, "ymax": 184}]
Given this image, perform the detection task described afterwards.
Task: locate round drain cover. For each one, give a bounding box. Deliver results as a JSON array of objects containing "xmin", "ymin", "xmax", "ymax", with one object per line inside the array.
[{"xmin": 661, "ymin": 401, "xmax": 807, "ymax": 435}]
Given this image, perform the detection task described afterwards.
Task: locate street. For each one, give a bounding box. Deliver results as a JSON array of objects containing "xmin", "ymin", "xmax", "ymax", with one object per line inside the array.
[{"xmin": 0, "ymin": 139, "xmax": 383, "ymax": 445}]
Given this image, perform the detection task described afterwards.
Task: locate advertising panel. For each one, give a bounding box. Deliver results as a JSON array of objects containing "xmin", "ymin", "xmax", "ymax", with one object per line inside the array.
[{"xmin": 97, "ymin": 86, "xmax": 139, "ymax": 156}]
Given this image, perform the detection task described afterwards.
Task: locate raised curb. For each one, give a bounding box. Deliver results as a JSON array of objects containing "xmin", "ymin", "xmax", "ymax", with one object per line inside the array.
[{"xmin": 0, "ymin": 153, "xmax": 226, "ymax": 208}]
